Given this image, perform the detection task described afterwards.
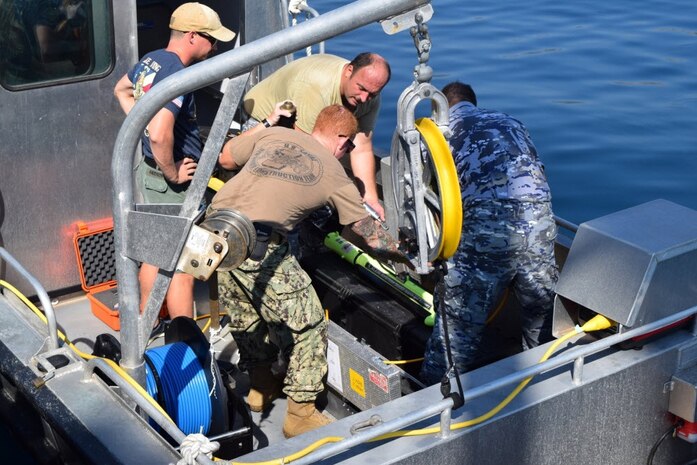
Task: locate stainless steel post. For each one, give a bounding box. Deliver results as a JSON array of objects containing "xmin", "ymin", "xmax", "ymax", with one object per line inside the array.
[{"xmin": 0, "ymin": 247, "xmax": 60, "ymax": 350}]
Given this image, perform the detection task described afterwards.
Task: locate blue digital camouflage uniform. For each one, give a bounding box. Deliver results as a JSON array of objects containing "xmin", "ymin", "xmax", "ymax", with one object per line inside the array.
[
  {"xmin": 217, "ymin": 241, "xmax": 327, "ymax": 403},
  {"xmin": 420, "ymin": 101, "xmax": 559, "ymax": 384}
]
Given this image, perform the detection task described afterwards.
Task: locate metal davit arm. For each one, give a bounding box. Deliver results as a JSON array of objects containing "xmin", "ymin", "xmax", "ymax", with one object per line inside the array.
[{"xmin": 111, "ymin": 0, "xmax": 433, "ymax": 383}]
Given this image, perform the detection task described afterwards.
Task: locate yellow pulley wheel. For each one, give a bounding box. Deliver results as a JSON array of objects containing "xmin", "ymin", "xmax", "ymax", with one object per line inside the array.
[{"xmin": 414, "ymin": 117, "xmax": 462, "ymax": 259}]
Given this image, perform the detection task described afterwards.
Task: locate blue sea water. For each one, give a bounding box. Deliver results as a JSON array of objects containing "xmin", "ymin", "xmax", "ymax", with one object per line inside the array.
[{"xmin": 320, "ymin": 0, "xmax": 697, "ymax": 224}]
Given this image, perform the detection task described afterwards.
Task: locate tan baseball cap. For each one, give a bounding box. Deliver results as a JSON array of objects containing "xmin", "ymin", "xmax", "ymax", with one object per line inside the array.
[{"xmin": 169, "ymin": 2, "xmax": 236, "ymax": 42}]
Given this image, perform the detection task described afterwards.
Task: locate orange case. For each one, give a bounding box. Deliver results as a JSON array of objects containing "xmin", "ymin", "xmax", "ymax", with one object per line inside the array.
[{"xmin": 73, "ymin": 218, "xmax": 120, "ymax": 330}]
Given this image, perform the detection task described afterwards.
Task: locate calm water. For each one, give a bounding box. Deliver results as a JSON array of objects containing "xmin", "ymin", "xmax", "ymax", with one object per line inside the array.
[{"xmin": 321, "ymin": 0, "xmax": 697, "ymax": 224}]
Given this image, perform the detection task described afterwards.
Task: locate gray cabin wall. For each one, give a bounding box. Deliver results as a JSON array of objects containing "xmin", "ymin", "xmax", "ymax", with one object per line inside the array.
[
  {"xmin": 0, "ymin": 1, "xmax": 139, "ymax": 296},
  {"xmin": 243, "ymin": 0, "xmax": 291, "ymax": 83},
  {"xmin": 0, "ymin": 0, "xmax": 251, "ymax": 296}
]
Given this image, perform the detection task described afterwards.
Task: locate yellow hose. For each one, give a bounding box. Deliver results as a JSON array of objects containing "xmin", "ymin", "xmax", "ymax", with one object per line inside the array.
[
  {"xmin": 485, "ymin": 287, "xmax": 510, "ymax": 325},
  {"xmin": 383, "ymin": 357, "xmax": 424, "ymax": 365},
  {"xmin": 0, "ymin": 279, "xmax": 172, "ymax": 421},
  {"xmin": 208, "ymin": 176, "xmax": 225, "ymax": 192},
  {"xmin": 227, "ymin": 437, "xmax": 345, "ymax": 465},
  {"xmin": 373, "ymin": 313, "xmax": 613, "ymax": 440}
]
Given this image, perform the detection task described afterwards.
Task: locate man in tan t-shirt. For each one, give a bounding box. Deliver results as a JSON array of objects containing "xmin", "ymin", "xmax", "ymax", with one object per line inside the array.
[
  {"xmin": 211, "ymin": 105, "xmax": 404, "ymax": 438},
  {"xmin": 242, "ymin": 52, "xmax": 391, "ymax": 220}
]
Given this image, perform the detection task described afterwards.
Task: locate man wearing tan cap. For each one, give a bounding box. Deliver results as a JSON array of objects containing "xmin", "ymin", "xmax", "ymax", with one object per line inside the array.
[{"xmin": 113, "ymin": 2, "xmax": 234, "ymax": 322}]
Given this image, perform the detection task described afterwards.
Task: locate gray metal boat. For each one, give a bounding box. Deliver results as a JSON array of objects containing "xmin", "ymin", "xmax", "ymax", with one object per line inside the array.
[{"xmin": 2, "ymin": 1, "xmax": 697, "ymax": 464}]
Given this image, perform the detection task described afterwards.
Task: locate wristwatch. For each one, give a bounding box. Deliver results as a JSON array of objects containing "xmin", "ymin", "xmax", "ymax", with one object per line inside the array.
[{"xmin": 261, "ymin": 118, "xmax": 272, "ymax": 128}]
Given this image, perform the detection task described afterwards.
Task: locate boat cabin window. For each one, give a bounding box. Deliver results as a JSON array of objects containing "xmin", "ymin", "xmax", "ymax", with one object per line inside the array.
[{"xmin": 0, "ymin": 0, "xmax": 113, "ymax": 89}]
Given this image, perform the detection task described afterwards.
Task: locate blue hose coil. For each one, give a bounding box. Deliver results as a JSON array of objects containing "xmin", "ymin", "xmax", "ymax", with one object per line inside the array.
[{"xmin": 145, "ymin": 342, "xmax": 212, "ymax": 435}]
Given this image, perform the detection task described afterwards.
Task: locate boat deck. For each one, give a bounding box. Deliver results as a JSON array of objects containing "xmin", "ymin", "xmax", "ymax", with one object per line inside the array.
[
  {"xmin": 41, "ymin": 261, "xmax": 523, "ymax": 457},
  {"xmin": 50, "ymin": 281, "xmax": 298, "ymax": 450}
]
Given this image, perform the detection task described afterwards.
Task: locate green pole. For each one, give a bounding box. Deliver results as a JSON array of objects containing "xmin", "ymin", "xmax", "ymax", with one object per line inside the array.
[{"xmin": 324, "ymin": 232, "xmax": 436, "ymax": 326}]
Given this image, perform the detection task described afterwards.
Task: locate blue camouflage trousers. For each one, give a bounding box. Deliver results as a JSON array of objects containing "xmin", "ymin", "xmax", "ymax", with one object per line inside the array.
[
  {"xmin": 420, "ymin": 200, "xmax": 558, "ymax": 385},
  {"xmin": 217, "ymin": 241, "xmax": 328, "ymax": 403}
]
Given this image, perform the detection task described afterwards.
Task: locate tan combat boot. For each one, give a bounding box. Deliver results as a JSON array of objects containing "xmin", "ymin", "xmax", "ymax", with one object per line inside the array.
[
  {"xmin": 282, "ymin": 398, "xmax": 333, "ymax": 438},
  {"xmin": 247, "ymin": 365, "xmax": 283, "ymax": 412}
]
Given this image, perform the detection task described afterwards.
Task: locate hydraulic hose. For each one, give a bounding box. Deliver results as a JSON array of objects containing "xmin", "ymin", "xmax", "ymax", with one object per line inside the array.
[{"xmin": 375, "ymin": 313, "xmax": 614, "ymax": 439}]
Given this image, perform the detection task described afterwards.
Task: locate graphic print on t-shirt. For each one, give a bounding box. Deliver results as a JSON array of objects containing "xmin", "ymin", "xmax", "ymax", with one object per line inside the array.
[
  {"xmin": 133, "ymin": 57, "xmax": 185, "ymax": 108},
  {"xmin": 248, "ymin": 141, "xmax": 323, "ymax": 185}
]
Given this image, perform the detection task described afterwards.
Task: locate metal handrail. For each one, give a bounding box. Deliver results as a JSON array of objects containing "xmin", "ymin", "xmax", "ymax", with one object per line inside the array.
[
  {"xmin": 288, "ymin": 304, "xmax": 697, "ymax": 464},
  {"xmin": 111, "ymin": 0, "xmax": 432, "ymax": 383},
  {"xmin": 0, "ymin": 247, "xmax": 59, "ymax": 350},
  {"xmin": 83, "ymin": 358, "xmax": 215, "ymax": 465},
  {"xmin": 554, "ymin": 214, "xmax": 579, "ymax": 233},
  {"xmin": 280, "ymin": 0, "xmax": 326, "ymax": 55}
]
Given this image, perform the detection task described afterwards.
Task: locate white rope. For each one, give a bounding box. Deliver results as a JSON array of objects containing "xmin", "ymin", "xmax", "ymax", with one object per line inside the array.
[
  {"xmin": 177, "ymin": 433, "xmax": 220, "ymax": 465},
  {"xmin": 208, "ymin": 326, "xmax": 223, "ymax": 398},
  {"xmin": 288, "ymin": 0, "xmax": 306, "ymax": 14},
  {"xmin": 288, "ymin": 0, "xmax": 315, "ymax": 56}
]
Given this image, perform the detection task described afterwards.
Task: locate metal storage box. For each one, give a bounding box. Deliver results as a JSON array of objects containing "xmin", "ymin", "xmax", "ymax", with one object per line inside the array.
[
  {"xmin": 553, "ymin": 199, "xmax": 697, "ymax": 336},
  {"xmin": 669, "ymin": 364, "xmax": 697, "ymax": 423}
]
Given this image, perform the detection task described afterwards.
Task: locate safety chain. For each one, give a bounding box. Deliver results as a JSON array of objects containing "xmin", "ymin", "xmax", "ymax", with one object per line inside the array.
[{"xmin": 410, "ymin": 13, "xmax": 433, "ymax": 83}]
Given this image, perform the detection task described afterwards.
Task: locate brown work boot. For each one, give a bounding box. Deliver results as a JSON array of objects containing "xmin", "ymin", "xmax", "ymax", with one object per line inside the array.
[
  {"xmin": 282, "ymin": 398, "xmax": 333, "ymax": 438},
  {"xmin": 247, "ymin": 365, "xmax": 283, "ymax": 412}
]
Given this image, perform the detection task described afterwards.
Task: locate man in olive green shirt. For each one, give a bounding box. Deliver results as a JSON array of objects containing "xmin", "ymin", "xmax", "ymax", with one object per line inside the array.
[{"xmin": 243, "ymin": 52, "xmax": 391, "ymax": 219}]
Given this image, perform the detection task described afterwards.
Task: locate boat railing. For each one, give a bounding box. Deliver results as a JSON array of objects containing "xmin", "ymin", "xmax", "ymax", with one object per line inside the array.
[
  {"xmin": 82, "ymin": 358, "xmax": 220, "ymax": 465},
  {"xmin": 0, "ymin": 247, "xmax": 59, "ymax": 350},
  {"xmin": 280, "ymin": 0, "xmax": 326, "ymax": 56},
  {"xmin": 286, "ymin": 304, "xmax": 697, "ymax": 465},
  {"xmin": 111, "ymin": 0, "xmax": 434, "ymax": 385},
  {"xmin": 554, "ymin": 214, "xmax": 579, "ymax": 234}
]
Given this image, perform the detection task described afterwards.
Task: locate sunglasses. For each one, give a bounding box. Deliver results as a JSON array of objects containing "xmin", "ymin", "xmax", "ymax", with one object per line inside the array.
[
  {"xmin": 196, "ymin": 32, "xmax": 217, "ymax": 47},
  {"xmin": 342, "ymin": 138, "xmax": 356, "ymax": 154}
]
